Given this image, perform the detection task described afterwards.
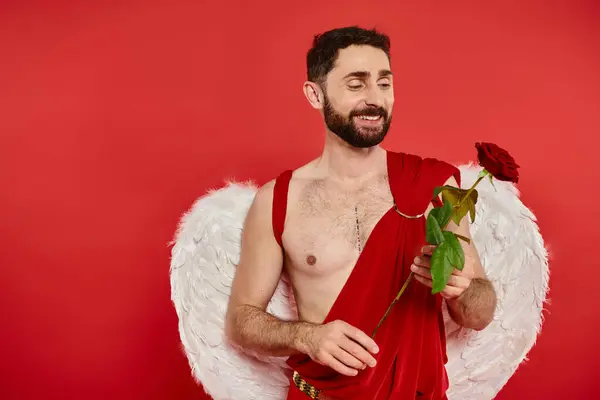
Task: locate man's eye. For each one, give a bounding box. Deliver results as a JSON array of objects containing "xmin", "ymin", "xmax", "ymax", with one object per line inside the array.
[
  {"xmin": 379, "ymin": 83, "xmax": 391, "ymax": 89},
  {"xmin": 347, "ymin": 80, "xmax": 363, "ymax": 90}
]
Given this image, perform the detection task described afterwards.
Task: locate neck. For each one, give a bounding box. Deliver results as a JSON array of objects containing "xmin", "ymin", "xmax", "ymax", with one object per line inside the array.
[{"xmin": 315, "ymin": 131, "xmax": 386, "ymax": 182}]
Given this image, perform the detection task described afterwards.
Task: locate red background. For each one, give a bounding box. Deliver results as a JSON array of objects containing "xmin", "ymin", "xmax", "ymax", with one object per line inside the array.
[{"xmin": 1, "ymin": 1, "xmax": 598, "ymax": 399}]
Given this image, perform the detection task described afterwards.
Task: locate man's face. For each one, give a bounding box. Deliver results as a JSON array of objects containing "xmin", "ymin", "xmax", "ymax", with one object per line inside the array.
[{"xmin": 321, "ymin": 45, "xmax": 394, "ymax": 148}]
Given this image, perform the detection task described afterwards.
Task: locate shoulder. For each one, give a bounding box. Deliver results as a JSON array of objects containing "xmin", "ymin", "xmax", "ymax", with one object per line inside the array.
[
  {"xmin": 251, "ymin": 179, "xmax": 276, "ymax": 211},
  {"xmin": 243, "ymin": 181, "xmax": 274, "ymax": 235},
  {"xmin": 245, "ymin": 175, "xmax": 282, "ymax": 231},
  {"xmin": 248, "ymin": 167, "xmax": 297, "ymax": 222}
]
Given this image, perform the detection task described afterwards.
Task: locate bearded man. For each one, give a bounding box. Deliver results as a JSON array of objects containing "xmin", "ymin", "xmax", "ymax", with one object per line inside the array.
[{"xmin": 225, "ymin": 26, "xmax": 497, "ymax": 400}]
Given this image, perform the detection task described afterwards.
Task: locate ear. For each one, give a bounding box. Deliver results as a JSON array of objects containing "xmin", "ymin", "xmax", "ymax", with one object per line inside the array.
[{"xmin": 303, "ymin": 81, "xmax": 324, "ymax": 110}]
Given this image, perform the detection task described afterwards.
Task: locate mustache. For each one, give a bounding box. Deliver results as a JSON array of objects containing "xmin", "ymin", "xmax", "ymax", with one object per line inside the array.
[{"xmin": 349, "ymin": 107, "xmax": 387, "ymax": 118}]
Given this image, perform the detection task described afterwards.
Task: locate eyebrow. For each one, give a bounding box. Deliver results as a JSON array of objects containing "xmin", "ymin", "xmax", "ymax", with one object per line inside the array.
[{"xmin": 343, "ymin": 69, "xmax": 393, "ymax": 79}]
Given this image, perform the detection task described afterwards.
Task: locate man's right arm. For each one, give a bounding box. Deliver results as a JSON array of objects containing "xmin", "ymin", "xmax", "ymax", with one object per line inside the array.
[
  {"xmin": 224, "ymin": 180, "xmax": 311, "ymax": 357},
  {"xmin": 224, "ymin": 181, "xmax": 380, "ymax": 376}
]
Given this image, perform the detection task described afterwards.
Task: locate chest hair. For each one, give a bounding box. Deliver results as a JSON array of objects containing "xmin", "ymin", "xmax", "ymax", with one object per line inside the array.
[{"xmin": 293, "ymin": 175, "xmax": 393, "ymax": 252}]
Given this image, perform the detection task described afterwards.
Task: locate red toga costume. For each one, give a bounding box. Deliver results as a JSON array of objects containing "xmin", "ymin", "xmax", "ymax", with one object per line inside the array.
[{"xmin": 272, "ymin": 151, "xmax": 461, "ymax": 400}]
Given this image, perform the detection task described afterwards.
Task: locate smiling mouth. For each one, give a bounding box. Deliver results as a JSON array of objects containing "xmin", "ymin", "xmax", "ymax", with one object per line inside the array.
[
  {"xmin": 356, "ymin": 115, "xmax": 381, "ymax": 121},
  {"xmin": 354, "ymin": 115, "xmax": 383, "ymax": 124}
]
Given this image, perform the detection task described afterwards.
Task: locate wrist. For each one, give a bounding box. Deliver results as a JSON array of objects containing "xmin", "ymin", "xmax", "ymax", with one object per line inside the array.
[{"xmin": 291, "ymin": 322, "xmax": 315, "ymax": 354}]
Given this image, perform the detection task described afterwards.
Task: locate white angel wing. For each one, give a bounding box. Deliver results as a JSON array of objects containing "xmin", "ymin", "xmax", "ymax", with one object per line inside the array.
[
  {"xmin": 169, "ymin": 165, "xmax": 549, "ymax": 400},
  {"xmin": 443, "ymin": 164, "xmax": 550, "ymax": 400},
  {"xmin": 169, "ymin": 181, "xmax": 296, "ymax": 400}
]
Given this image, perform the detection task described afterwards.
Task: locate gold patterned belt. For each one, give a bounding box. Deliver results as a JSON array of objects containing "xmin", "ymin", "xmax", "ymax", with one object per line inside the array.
[{"xmin": 292, "ymin": 371, "xmax": 323, "ymax": 399}]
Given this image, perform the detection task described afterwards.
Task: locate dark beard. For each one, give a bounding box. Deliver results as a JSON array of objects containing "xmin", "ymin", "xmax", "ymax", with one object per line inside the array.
[{"xmin": 323, "ymin": 95, "xmax": 391, "ymax": 148}]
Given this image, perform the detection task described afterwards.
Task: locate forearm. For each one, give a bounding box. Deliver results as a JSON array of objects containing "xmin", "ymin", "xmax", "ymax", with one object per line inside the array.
[
  {"xmin": 447, "ymin": 278, "xmax": 497, "ymax": 331},
  {"xmin": 226, "ymin": 304, "xmax": 314, "ymax": 357}
]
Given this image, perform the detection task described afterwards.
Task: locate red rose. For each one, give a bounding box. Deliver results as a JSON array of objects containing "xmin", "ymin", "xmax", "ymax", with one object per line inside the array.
[{"xmin": 475, "ymin": 142, "xmax": 520, "ymax": 183}]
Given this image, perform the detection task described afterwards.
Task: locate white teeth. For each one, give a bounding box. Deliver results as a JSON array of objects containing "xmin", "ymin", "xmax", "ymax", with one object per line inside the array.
[{"xmin": 357, "ymin": 115, "xmax": 380, "ymax": 121}]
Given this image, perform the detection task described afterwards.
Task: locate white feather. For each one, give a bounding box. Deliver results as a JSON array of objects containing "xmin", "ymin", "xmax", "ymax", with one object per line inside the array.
[
  {"xmin": 170, "ymin": 181, "xmax": 293, "ymax": 400},
  {"xmin": 169, "ymin": 165, "xmax": 549, "ymax": 400},
  {"xmin": 443, "ymin": 164, "xmax": 549, "ymax": 400}
]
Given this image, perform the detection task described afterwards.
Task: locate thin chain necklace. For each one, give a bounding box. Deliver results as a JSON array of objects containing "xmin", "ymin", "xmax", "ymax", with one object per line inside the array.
[{"xmin": 355, "ymin": 205, "xmax": 362, "ymax": 252}]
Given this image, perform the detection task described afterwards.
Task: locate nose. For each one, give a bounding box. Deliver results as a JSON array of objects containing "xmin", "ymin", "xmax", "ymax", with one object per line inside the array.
[{"xmin": 364, "ymin": 85, "xmax": 385, "ymax": 107}]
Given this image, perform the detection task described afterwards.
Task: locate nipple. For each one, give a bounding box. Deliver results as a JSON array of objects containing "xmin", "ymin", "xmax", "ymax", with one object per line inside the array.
[{"xmin": 306, "ymin": 255, "xmax": 317, "ymax": 266}]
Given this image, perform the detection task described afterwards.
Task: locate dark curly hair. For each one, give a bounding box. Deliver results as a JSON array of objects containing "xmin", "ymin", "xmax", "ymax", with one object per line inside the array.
[{"xmin": 306, "ymin": 26, "xmax": 391, "ymax": 86}]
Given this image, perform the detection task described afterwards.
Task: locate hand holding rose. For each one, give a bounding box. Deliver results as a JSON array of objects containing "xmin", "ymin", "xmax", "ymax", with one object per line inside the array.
[
  {"xmin": 372, "ymin": 142, "xmax": 519, "ymax": 338},
  {"xmin": 411, "ymin": 245, "xmax": 475, "ymax": 299}
]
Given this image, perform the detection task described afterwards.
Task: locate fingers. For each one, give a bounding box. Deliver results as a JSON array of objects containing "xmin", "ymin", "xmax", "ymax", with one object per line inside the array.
[
  {"xmin": 311, "ymin": 321, "xmax": 380, "ymax": 377},
  {"xmin": 414, "ymin": 274, "xmax": 436, "ymax": 289},
  {"xmin": 340, "ymin": 321, "xmax": 379, "ymax": 355},
  {"xmin": 413, "ymin": 256, "xmax": 430, "ymax": 268},
  {"xmin": 329, "ymin": 345, "xmax": 366, "ymax": 371},
  {"xmin": 414, "ymin": 275, "xmax": 468, "ymax": 299},
  {"xmin": 421, "ymin": 245, "xmax": 436, "ymax": 255},
  {"xmin": 318, "ymin": 351, "xmax": 360, "ymax": 377},
  {"xmin": 413, "ymin": 270, "xmax": 471, "ymax": 288},
  {"xmin": 411, "ymin": 264, "xmax": 431, "ymax": 278},
  {"xmin": 413, "ymin": 254, "xmax": 469, "ymax": 277},
  {"xmin": 339, "ymin": 337, "xmax": 377, "ymax": 368}
]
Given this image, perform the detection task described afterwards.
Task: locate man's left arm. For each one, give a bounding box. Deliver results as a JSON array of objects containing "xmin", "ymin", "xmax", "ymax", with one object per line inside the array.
[{"xmin": 411, "ymin": 175, "xmax": 497, "ymax": 331}]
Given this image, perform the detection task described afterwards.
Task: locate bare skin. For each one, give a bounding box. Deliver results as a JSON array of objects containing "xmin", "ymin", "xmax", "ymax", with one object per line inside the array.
[
  {"xmin": 225, "ymin": 144, "xmax": 390, "ymax": 377},
  {"xmin": 225, "ymin": 44, "xmax": 496, "ymax": 378},
  {"xmin": 284, "ymin": 151, "xmax": 393, "ymax": 326}
]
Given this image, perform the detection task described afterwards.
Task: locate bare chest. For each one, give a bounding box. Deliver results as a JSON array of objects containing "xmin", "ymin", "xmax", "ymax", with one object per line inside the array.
[{"xmin": 283, "ymin": 177, "xmax": 394, "ymax": 272}]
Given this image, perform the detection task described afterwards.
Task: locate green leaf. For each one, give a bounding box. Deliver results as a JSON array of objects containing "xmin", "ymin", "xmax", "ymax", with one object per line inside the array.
[
  {"xmin": 430, "ymin": 243, "xmax": 454, "ymax": 294},
  {"xmin": 426, "ymin": 213, "xmax": 444, "ymax": 245},
  {"xmin": 440, "ymin": 188, "xmax": 479, "ymax": 225},
  {"xmin": 469, "ymin": 196, "xmax": 477, "ymax": 223},
  {"xmin": 439, "ymin": 197, "xmax": 453, "ymax": 227},
  {"xmin": 432, "ymin": 185, "xmax": 459, "ymax": 205},
  {"xmin": 429, "ymin": 198, "xmax": 453, "ymax": 229},
  {"xmin": 442, "ymin": 231, "xmax": 465, "ymax": 271}
]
